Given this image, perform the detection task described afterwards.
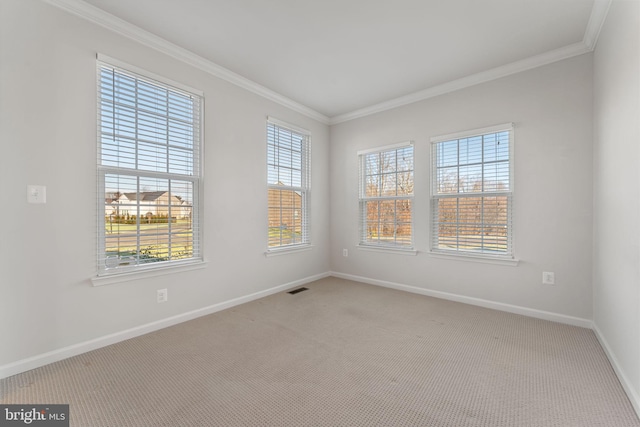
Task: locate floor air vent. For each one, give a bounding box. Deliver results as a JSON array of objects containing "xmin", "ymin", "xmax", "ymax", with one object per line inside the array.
[{"xmin": 288, "ymin": 287, "xmax": 309, "ymax": 295}]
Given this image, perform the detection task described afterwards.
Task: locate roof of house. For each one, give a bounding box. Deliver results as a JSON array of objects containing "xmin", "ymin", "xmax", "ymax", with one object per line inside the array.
[{"xmin": 121, "ymin": 191, "xmax": 169, "ymax": 202}]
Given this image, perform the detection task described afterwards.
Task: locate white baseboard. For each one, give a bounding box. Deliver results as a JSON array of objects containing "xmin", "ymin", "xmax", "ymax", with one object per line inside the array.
[
  {"xmin": 5, "ymin": 270, "xmax": 638, "ymax": 423},
  {"xmin": 331, "ymin": 272, "xmax": 640, "ymax": 418},
  {"xmin": 0, "ymin": 271, "xmax": 331, "ymax": 380},
  {"xmin": 592, "ymin": 323, "xmax": 640, "ymax": 419},
  {"xmin": 331, "ymin": 271, "xmax": 593, "ymax": 328}
]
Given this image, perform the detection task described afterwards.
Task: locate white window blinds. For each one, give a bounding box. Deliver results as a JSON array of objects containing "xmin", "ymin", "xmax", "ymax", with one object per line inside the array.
[
  {"xmin": 431, "ymin": 124, "xmax": 513, "ymax": 258},
  {"xmin": 97, "ymin": 58, "xmax": 203, "ymax": 275},
  {"xmin": 267, "ymin": 118, "xmax": 311, "ymax": 249},
  {"xmin": 359, "ymin": 143, "xmax": 414, "ymax": 248}
]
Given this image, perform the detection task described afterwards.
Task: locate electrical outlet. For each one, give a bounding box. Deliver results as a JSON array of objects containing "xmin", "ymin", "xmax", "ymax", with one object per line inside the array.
[
  {"xmin": 542, "ymin": 272, "xmax": 555, "ymax": 285},
  {"xmin": 343, "ymin": 248, "xmax": 348, "ymax": 257},
  {"xmin": 157, "ymin": 289, "xmax": 168, "ymax": 303},
  {"xmin": 27, "ymin": 185, "xmax": 47, "ymax": 204}
]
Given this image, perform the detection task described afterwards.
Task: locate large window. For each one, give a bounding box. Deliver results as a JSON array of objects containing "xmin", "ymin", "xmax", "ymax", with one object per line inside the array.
[
  {"xmin": 359, "ymin": 143, "xmax": 414, "ymax": 249},
  {"xmin": 267, "ymin": 118, "xmax": 311, "ymax": 250},
  {"xmin": 97, "ymin": 56, "xmax": 203, "ymax": 276},
  {"xmin": 430, "ymin": 124, "xmax": 513, "ymax": 258}
]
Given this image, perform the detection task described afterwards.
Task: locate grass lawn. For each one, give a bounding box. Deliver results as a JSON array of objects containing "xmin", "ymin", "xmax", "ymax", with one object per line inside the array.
[
  {"xmin": 105, "ymin": 220, "xmax": 191, "ymax": 233},
  {"xmin": 268, "ymin": 227, "xmax": 302, "ymax": 247},
  {"xmin": 105, "ymin": 219, "xmax": 193, "ymax": 261}
]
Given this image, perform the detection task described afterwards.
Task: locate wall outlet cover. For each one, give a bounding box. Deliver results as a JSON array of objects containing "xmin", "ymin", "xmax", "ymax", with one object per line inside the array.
[{"xmin": 543, "ymin": 272, "xmax": 555, "ymax": 285}]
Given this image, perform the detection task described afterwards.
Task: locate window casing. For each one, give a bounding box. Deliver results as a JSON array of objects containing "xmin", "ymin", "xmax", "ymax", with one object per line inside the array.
[
  {"xmin": 97, "ymin": 57, "xmax": 203, "ymax": 276},
  {"xmin": 430, "ymin": 124, "xmax": 513, "ymax": 259},
  {"xmin": 267, "ymin": 118, "xmax": 311, "ymax": 250},
  {"xmin": 359, "ymin": 143, "xmax": 414, "ymax": 249}
]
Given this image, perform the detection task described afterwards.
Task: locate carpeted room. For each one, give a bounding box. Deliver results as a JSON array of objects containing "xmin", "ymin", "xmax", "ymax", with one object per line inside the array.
[
  {"xmin": 2, "ymin": 277, "xmax": 639, "ymax": 426},
  {"xmin": 1, "ymin": 0, "xmax": 639, "ymax": 426}
]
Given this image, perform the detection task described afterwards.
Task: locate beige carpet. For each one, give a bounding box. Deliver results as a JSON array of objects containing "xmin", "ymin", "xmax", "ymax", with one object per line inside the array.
[{"xmin": 1, "ymin": 277, "xmax": 638, "ymax": 426}]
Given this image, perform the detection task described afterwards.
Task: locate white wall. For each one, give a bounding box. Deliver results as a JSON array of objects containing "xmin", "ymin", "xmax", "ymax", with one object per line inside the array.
[
  {"xmin": 330, "ymin": 54, "xmax": 594, "ymax": 322},
  {"xmin": 0, "ymin": 0, "xmax": 330, "ymax": 371},
  {"xmin": 3, "ymin": 6, "xmax": 637, "ymax": 416},
  {"xmin": 593, "ymin": 0, "xmax": 640, "ymax": 412}
]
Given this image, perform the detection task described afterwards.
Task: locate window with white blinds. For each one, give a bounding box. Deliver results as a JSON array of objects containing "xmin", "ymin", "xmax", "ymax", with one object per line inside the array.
[
  {"xmin": 97, "ymin": 58, "xmax": 203, "ymax": 276},
  {"xmin": 358, "ymin": 143, "xmax": 414, "ymax": 249},
  {"xmin": 431, "ymin": 124, "xmax": 513, "ymax": 258},
  {"xmin": 267, "ymin": 118, "xmax": 311, "ymax": 250}
]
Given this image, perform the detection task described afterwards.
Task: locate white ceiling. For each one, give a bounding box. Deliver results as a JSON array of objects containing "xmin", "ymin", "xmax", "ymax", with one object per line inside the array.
[{"xmin": 54, "ymin": 0, "xmax": 607, "ymax": 123}]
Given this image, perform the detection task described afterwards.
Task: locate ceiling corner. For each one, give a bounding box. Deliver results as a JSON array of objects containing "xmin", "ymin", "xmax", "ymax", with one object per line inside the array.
[{"xmin": 583, "ymin": 0, "xmax": 613, "ymax": 50}]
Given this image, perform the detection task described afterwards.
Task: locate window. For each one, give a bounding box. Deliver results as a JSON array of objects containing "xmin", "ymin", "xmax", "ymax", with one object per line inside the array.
[
  {"xmin": 430, "ymin": 124, "xmax": 513, "ymax": 258},
  {"xmin": 267, "ymin": 118, "xmax": 311, "ymax": 250},
  {"xmin": 97, "ymin": 56, "xmax": 203, "ymax": 276},
  {"xmin": 359, "ymin": 143, "xmax": 414, "ymax": 249}
]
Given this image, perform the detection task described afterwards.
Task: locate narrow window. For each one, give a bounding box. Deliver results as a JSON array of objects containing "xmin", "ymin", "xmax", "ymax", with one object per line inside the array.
[
  {"xmin": 267, "ymin": 118, "xmax": 311, "ymax": 250},
  {"xmin": 359, "ymin": 143, "xmax": 414, "ymax": 249},
  {"xmin": 97, "ymin": 58, "xmax": 203, "ymax": 275},
  {"xmin": 431, "ymin": 124, "xmax": 513, "ymax": 258}
]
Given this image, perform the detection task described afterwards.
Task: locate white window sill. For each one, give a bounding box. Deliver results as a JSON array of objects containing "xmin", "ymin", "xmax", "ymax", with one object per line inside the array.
[
  {"xmin": 429, "ymin": 250, "xmax": 519, "ymax": 266},
  {"xmin": 265, "ymin": 245, "xmax": 313, "ymax": 257},
  {"xmin": 357, "ymin": 245, "xmax": 418, "ymax": 256},
  {"xmin": 91, "ymin": 260, "xmax": 208, "ymax": 286}
]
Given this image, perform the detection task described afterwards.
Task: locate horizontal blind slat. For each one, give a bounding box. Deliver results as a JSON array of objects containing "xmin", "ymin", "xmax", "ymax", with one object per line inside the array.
[
  {"xmin": 430, "ymin": 127, "xmax": 513, "ymax": 257},
  {"xmin": 98, "ymin": 61, "xmax": 203, "ymax": 276},
  {"xmin": 267, "ymin": 120, "xmax": 311, "ymax": 249},
  {"xmin": 358, "ymin": 144, "xmax": 414, "ymax": 248}
]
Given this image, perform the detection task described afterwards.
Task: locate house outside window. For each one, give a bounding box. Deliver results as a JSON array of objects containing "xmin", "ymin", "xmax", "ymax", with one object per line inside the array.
[
  {"xmin": 430, "ymin": 123, "xmax": 513, "ymax": 259},
  {"xmin": 267, "ymin": 118, "xmax": 311, "ymax": 250},
  {"xmin": 358, "ymin": 143, "xmax": 414, "ymax": 249},
  {"xmin": 97, "ymin": 55, "xmax": 203, "ymax": 276}
]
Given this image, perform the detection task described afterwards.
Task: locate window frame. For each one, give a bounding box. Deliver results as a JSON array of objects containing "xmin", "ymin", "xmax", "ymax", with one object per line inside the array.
[
  {"xmin": 95, "ymin": 54, "xmax": 204, "ymax": 279},
  {"xmin": 430, "ymin": 123, "xmax": 514, "ymax": 261},
  {"xmin": 266, "ymin": 117, "xmax": 311, "ymax": 253},
  {"xmin": 358, "ymin": 142, "xmax": 415, "ymax": 252}
]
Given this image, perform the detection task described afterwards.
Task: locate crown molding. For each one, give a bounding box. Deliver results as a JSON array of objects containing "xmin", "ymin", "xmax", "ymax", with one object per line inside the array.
[
  {"xmin": 583, "ymin": 0, "xmax": 612, "ymax": 50},
  {"xmin": 41, "ymin": 0, "xmax": 331, "ymax": 125},
  {"xmin": 330, "ymin": 0, "xmax": 611, "ymax": 124},
  {"xmin": 329, "ymin": 41, "xmax": 591, "ymax": 125},
  {"xmin": 42, "ymin": 0, "xmax": 610, "ymax": 127}
]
